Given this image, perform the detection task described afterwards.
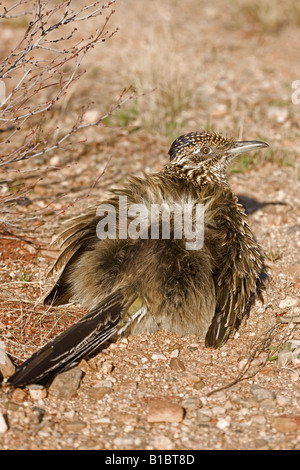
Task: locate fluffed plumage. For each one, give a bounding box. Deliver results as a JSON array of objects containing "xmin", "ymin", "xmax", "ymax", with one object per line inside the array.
[{"xmin": 8, "ymin": 131, "xmax": 269, "ymax": 387}]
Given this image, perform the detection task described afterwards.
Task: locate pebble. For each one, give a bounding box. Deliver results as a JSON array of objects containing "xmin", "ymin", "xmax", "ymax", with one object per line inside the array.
[
  {"xmin": 279, "ymin": 306, "xmax": 300, "ymax": 323},
  {"xmin": 95, "ymin": 379, "xmax": 114, "ymax": 388},
  {"xmin": 86, "ymin": 386, "xmax": 111, "ymax": 400},
  {"xmin": 95, "ymin": 416, "xmax": 111, "ymax": 424},
  {"xmin": 147, "ymin": 399, "xmax": 185, "ymax": 423},
  {"xmin": 5, "ymin": 401, "xmax": 23, "ymax": 411},
  {"xmin": 151, "ymin": 435, "xmax": 174, "ymax": 450},
  {"xmin": 151, "ymin": 353, "xmax": 166, "ymax": 361},
  {"xmin": 216, "ymin": 417, "xmax": 230, "ymax": 430},
  {"xmin": 11, "ymin": 388, "xmax": 28, "ymax": 403},
  {"xmin": 49, "ymin": 368, "xmax": 83, "ymax": 399},
  {"xmin": 196, "ymin": 409, "xmax": 212, "ymax": 424},
  {"xmin": 113, "ymin": 436, "xmax": 135, "ymax": 448},
  {"xmin": 193, "ymin": 378, "xmax": 206, "ymax": 390},
  {"xmin": 0, "ymin": 413, "xmax": 8, "ymax": 433},
  {"xmin": 251, "ymin": 414, "xmax": 267, "ymax": 426},
  {"xmin": 63, "ymin": 420, "xmax": 87, "ymax": 432},
  {"xmin": 77, "ymin": 359, "xmax": 93, "ymax": 374},
  {"xmin": 50, "ymin": 155, "xmax": 61, "ymax": 166},
  {"xmin": 212, "ymin": 406, "xmax": 226, "ymax": 416},
  {"xmin": 250, "ymin": 385, "xmax": 276, "ymax": 402},
  {"xmin": 180, "ymin": 397, "xmax": 202, "ymax": 410},
  {"xmin": 271, "ymin": 414, "xmax": 300, "ymax": 433},
  {"xmin": 276, "ymin": 395, "xmax": 292, "ymax": 407},
  {"xmin": 0, "ymin": 343, "xmax": 15, "ymax": 378},
  {"xmin": 115, "ymin": 412, "xmax": 138, "ymax": 425},
  {"xmin": 169, "ymin": 357, "xmax": 186, "ymax": 371},
  {"xmin": 279, "ymin": 296, "xmax": 299, "ymax": 309},
  {"xmin": 170, "ymin": 349, "xmax": 179, "ymax": 358},
  {"xmin": 253, "ymin": 438, "xmax": 269, "ymax": 450},
  {"xmin": 101, "ymin": 362, "xmax": 114, "ymax": 374},
  {"xmin": 28, "ymin": 384, "xmax": 47, "ymax": 400}
]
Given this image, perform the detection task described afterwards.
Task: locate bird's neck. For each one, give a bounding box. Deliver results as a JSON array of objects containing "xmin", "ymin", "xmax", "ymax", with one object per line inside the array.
[{"xmin": 162, "ymin": 163, "xmax": 228, "ymax": 188}]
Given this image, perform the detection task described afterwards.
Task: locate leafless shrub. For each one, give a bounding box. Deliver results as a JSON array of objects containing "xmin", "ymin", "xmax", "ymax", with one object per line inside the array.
[
  {"xmin": 207, "ymin": 323, "xmax": 296, "ymax": 396},
  {"xmin": 0, "ymin": 0, "xmax": 135, "ymax": 232}
]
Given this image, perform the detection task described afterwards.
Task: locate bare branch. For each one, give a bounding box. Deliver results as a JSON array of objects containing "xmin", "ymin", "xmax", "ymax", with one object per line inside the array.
[{"xmin": 0, "ymin": 0, "xmax": 136, "ymax": 232}]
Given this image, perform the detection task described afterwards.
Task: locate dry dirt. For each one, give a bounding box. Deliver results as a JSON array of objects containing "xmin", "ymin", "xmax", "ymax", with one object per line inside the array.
[{"xmin": 0, "ymin": 0, "xmax": 300, "ymax": 450}]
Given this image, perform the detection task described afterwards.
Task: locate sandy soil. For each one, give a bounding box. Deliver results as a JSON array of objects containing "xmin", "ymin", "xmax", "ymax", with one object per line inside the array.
[{"xmin": 0, "ymin": 0, "xmax": 300, "ymax": 450}]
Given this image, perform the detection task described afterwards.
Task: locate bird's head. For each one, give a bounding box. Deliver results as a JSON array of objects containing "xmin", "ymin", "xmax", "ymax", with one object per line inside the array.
[{"xmin": 168, "ymin": 131, "xmax": 269, "ymax": 178}]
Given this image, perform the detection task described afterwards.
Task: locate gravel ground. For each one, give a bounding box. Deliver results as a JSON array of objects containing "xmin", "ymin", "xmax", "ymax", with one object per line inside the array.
[{"xmin": 0, "ymin": 0, "xmax": 300, "ymax": 451}]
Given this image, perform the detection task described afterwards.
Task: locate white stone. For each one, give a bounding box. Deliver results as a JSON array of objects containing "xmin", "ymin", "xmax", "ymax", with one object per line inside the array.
[
  {"xmin": 0, "ymin": 413, "xmax": 8, "ymax": 433},
  {"xmin": 151, "ymin": 353, "xmax": 166, "ymax": 361},
  {"xmin": 216, "ymin": 417, "xmax": 230, "ymax": 430},
  {"xmin": 279, "ymin": 296, "xmax": 299, "ymax": 309}
]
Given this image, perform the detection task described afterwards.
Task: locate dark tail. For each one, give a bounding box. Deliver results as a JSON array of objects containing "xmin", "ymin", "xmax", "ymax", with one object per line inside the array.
[{"xmin": 8, "ymin": 292, "xmax": 124, "ymax": 388}]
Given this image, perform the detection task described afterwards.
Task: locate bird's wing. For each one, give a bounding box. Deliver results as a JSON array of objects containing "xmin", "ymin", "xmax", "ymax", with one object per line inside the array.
[
  {"xmin": 43, "ymin": 180, "xmax": 148, "ymax": 306},
  {"xmin": 205, "ymin": 201, "xmax": 267, "ymax": 348}
]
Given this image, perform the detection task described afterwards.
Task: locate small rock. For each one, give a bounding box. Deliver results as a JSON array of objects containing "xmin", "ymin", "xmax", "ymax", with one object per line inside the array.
[
  {"xmin": 290, "ymin": 306, "xmax": 300, "ymax": 317},
  {"xmin": 0, "ymin": 413, "xmax": 8, "ymax": 433},
  {"xmin": 180, "ymin": 397, "xmax": 201, "ymax": 410},
  {"xmin": 95, "ymin": 416, "xmax": 111, "ymax": 424},
  {"xmin": 271, "ymin": 414, "xmax": 300, "ymax": 433},
  {"xmin": 277, "ymin": 349, "xmax": 293, "ymax": 368},
  {"xmin": 253, "ymin": 438, "xmax": 269, "ymax": 449},
  {"xmin": 77, "ymin": 359, "xmax": 93, "ymax": 374},
  {"xmin": 28, "ymin": 384, "xmax": 47, "ymax": 400},
  {"xmin": 169, "ymin": 357, "xmax": 186, "ymax": 371},
  {"xmin": 11, "ymin": 388, "xmax": 28, "ymax": 403},
  {"xmin": 238, "ymin": 358, "xmax": 248, "ymax": 371},
  {"xmin": 63, "ymin": 420, "xmax": 86, "ymax": 432},
  {"xmin": 151, "ymin": 353, "xmax": 166, "ymax": 361},
  {"xmin": 95, "ymin": 379, "xmax": 114, "ymax": 388},
  {"xmin": 25, "ymin": 243, "xmax": 36, "ymax": 254},
  {"xmin": 251, "ymin": 385, "xmax": 276, "ymax": 402},
  {"xmin": 187, "ymin": 373, "xmax": 203, "ymax": 383},
  {"xmin": 113, "ymin": 436, "xmax": 134, "ymax": 447},
  {"xmin": 49, "ymin": 155, "xmax": 61, "ymax": 166},
  {"xmin": 279, "ymin": 296, "xmax": 299, "ymax": 309},
  {"xmin": 86, "ymin": 386, "xmax": 111, "ymax": 400},
  {"xmin": 170, "ymin": 348, "xmax": 179, "ymax": 358},
  {"xmin": 49, "ymin": 368, "xmax": 83, "ymax": 399},
  {"xmin": 276, "ymin": 395, "xmax": 291, "ymax": 407},
  {"xmin": 0, "ymin": 342, "xmax": 15, "ymax": 378},
  {"xmin": 212, "ymin": 405, "xmax": 226, "ymax": 416},
  {"xmin": 5, "ymin": 401, "xmax": 22, "ymax": 411},
  {"xmin": 212, "ymin": 391, "xmax": 226, "ymax": 402},
  {"xmin": 193, "ymin": 378, "xmax": 206, "ymax": 390},
  {"xmin": 119, "ymin": 338, "xmax": 128, "ymax": 349},
  {"xmin": 115, "ymin": 412, "xmax": 138, "ymax": 425},
  {"xmin": 151, "ymin": 435, "xmax": 174, "ymax": 450},
  {"xmin": 216, "ymin": 417, "xmax": 230, "ymax": 430},
  {"xmin": 196, "ymin": 409, "xmax": 212, "ymax": 424},
  {"xmin": 101, "ymin": 361, "xmax": 114, "ymax": 374},
  {"xmin": 251, "ymin": 414, "xmax": 267, "ymax": 426},
  {"xmin": 238, "ymin": 355, "xmax": 266, "ymax": 372},
  {"xmin": 147, "ymin": 399, "xmax": 185, "ymax": 423}
]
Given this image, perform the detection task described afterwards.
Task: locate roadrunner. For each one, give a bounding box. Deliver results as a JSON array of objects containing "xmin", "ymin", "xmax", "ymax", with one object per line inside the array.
[{"xmin": 8, "ymin": 131, "xmax": 269, "ymax": 387}]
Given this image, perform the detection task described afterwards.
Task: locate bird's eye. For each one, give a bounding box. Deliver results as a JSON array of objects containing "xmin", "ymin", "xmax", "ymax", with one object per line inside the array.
[{"xmin": 201, "ymin": 146, "xmax": 211, "ymax": 155}]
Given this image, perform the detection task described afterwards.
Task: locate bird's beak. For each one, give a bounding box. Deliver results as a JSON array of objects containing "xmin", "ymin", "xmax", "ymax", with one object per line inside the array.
[{"xmin": 230, "ymin": 140, "xmax": 269, "ymax": 156}]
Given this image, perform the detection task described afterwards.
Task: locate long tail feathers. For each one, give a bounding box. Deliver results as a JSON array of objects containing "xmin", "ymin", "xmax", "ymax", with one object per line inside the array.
[{"xmin": 8, "ymin": 292, "xmax": 124, "ymax": 388}]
